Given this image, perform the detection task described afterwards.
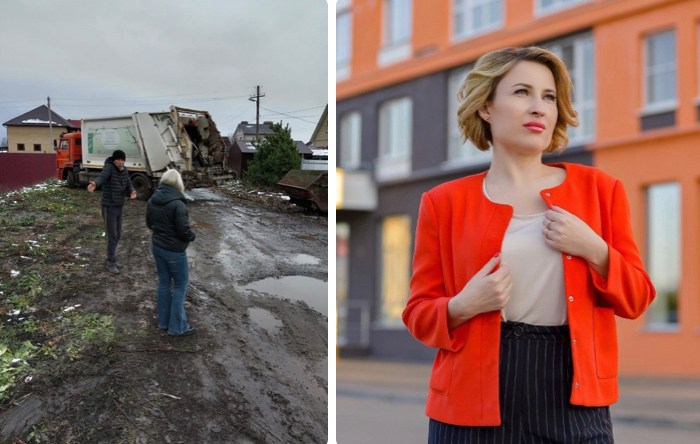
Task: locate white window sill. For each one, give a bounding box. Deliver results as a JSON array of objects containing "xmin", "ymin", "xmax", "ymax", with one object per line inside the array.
[
  {"xmin": 337, "ymin": 64, "xmax": 350, "ymax": 83},
  {"xmin": 378, "ymin": 42, "xmax": 411, "ymax": 67},
  {"xmin": 638, "ymin": 101, "xmax": 678, "ymax": 117},
  {"xmin": 375, "ymin": 155, "xmax": 412, "ymax": 182}
]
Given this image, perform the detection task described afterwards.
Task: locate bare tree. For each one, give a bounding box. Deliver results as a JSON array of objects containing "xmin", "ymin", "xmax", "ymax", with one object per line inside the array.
[{"xmin": 1, "ymin": 137, "xmax": 7, "ymax": 146}]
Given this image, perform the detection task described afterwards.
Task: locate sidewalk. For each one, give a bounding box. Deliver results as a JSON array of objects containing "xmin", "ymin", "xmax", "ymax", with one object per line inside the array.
[{"xmin": 338, "ymin": 358, "xmax": 700, "ymax": 430}]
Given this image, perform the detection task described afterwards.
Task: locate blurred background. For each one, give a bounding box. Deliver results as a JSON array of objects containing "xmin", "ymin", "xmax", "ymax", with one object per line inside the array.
[{"xmin": 335, "ymin": 0, "xmax": 700, "ymax": 442}]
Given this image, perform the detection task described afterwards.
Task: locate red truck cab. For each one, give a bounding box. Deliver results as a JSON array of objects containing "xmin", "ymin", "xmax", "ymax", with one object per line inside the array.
[{"xmin": 55, "ymin": 132, "xmax": 82, "ymax": 188}]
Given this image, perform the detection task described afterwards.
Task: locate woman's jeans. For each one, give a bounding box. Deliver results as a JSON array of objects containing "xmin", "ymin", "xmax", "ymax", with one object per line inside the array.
[{"xmin": 151, "ymin": 244, "xmax": 190, "ymax": 335}]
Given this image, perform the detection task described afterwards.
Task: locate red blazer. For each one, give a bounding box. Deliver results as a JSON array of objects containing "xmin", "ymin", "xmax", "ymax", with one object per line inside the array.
[{"xmin": 402, "ymin": 162, "xmax": 656, "ymax": 426}]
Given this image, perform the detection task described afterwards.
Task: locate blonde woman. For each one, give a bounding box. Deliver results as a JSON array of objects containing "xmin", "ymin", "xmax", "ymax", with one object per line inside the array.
[
  {"xmin": 402, "ymin": 47, "xmax": 655, "ymax": 443},
  {"xmin": 146, "ymin": 169, "xmax": 196, "ymax": 336}
]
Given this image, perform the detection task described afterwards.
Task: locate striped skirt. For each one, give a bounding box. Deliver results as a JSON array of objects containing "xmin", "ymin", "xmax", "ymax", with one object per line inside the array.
[{"xmin": 428, "ymin": 322, "xmax": 614, "ymax": 444}]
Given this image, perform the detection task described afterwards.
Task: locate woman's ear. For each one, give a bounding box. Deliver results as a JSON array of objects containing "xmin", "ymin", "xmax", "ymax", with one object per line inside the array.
[{"xmin": 478, "ymin": 103, "xmax": 491, "ymax": 122}]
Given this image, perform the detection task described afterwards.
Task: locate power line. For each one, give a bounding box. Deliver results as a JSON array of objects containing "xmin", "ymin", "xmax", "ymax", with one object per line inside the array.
[{"xmin": 259, "ymin": 107, "xmax": 317, "ymax": 124}]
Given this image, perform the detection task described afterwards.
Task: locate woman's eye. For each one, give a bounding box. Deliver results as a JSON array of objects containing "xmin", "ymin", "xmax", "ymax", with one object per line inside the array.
[
  {"xmin": 545, "ymin": 94, "xmax": 557, "ymax": 102},
  {"xmin": 515, "ymin": 89, "xmax": 527, "ymax": 95}
]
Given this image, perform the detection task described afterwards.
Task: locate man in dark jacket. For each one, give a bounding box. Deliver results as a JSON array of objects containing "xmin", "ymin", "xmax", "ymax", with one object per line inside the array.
[{"xmin": 88, "ymin": 149, "xmax": 137, "ymax": 274}]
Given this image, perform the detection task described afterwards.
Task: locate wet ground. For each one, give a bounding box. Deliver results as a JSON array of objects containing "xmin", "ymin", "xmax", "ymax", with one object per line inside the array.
[{"xmin": 0, "ymin": 187, "xmax": 328, "ymax": 443}]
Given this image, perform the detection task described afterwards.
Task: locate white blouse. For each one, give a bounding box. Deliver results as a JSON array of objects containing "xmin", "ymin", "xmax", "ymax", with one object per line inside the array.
[{"xmin": 483, "ymin": 181, "xmax": 568, "ymax": 326}]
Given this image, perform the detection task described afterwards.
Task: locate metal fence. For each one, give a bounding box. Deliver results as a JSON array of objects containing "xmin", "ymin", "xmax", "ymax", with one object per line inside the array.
[{"xmin": 0, "ymin": 153, "xmax": 56, "ymax": 192}]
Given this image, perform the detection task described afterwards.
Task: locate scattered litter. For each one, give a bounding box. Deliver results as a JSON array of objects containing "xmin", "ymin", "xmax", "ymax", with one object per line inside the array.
[
  {"xmin": 281, "ymin": 196, "xmax": 291, "ymax": 201},
  {"xmin": 11, "ymin": 309, "xmax": 20, "ymax": 316},
  {"xmin": 63, "ymin": 306, "xmax": 76, "ymax": 313},
  {"xmin": 11, "ymin": 270, "xmax": 20, "ymax": 277},
  {"xmin": 18, "ymin": 317, "xmax": 24, "ymax": 321},
  {"xmin": 20, "ymin": 256, "xmax": 32, "ymax": 260},
  {"xmin": 25, "ymin": 376, "xmax": 33, "ymax": 383},
  {"xmin": 11, "ymin": 359, "xmax": 21, "ymax": 363},
  {"xmin": 102, "ymin": 232, "xmax": 106, "ymax": 237},
  {"xmin": 160, "ymin": 393, "xmax": 181, "ymax": 400}
]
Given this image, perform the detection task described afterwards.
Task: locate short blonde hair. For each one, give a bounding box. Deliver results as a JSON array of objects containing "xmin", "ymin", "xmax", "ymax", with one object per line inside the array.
[
  {"xmin": 160, "ymin": 169, "xmax": 185, "ymax": 194},
  {"xmin": 456, "ymin": 46, "xmax": 579, "ymax": 153}
]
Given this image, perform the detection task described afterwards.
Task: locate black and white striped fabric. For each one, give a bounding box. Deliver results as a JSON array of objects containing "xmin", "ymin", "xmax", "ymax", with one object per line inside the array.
[{"xmin": 428, "ymin": 322, "xmax": 614, "ymax": 444}]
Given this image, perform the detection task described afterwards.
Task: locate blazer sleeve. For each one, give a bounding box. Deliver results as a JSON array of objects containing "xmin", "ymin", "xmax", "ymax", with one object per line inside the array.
[
  {"xmin": 402, "ymin": 193, "xmax": 465, "ymax": 352},
  {"xmin": 590, "ymin": 180, "xmax": 656, "ymax": 319}
]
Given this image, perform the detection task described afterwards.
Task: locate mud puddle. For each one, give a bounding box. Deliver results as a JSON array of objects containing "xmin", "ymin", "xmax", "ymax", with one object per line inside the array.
[
  {"xmin": 248, "ymin": 307, "xmax": 283, "ymax": 334},
  {"xmin": 243, "ymin": 276, "xmax": 328, "ymax": 317}
]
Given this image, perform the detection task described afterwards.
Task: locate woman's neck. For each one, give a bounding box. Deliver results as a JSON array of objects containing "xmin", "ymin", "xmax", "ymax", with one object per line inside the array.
[{"xmin": 486, "ymin": 149, "xmax": 549, "ymax": 187}]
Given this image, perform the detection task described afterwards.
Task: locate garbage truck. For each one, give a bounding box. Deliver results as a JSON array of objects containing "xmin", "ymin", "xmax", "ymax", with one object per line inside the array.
[{"xmin": 55, "ymin": 106, "xmax": 232, "ymax": 200}]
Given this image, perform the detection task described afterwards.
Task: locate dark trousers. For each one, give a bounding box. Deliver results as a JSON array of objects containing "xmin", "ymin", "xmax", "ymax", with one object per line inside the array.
[
  {"xmin": 428, "ymin": 322, "xmax": 614, "ymax": 444},
  {"xmin": 102, "ymin": 205, "xmax": 123, "ymax": 263}
]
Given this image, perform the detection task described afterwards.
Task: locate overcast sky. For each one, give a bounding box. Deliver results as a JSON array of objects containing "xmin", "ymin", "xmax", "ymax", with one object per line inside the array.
[{"xmin": 0, "ymin": 0, "xmax": 328, "ymax": 143}]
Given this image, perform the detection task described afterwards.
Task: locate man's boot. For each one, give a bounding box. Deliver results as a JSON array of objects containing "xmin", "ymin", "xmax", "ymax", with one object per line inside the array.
[{"xmin": 105, "ymin": 260, "xmax": 121, "ymax": 275}]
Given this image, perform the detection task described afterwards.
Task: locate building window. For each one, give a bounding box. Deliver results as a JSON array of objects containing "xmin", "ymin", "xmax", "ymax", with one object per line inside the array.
[
  {"xmin": 536, "ymin": 0, "xmax": 592, "ymax": 16},
  {"xmin": 446, "ymin": 64, "xmax": 490, "ymax": 166},
  {"xmin": 547, "ymin": 32, "xmax": 595, "ymax": 145},
  {"xmin": 644, "ymin": 30, "xmax": 677, "ymax": 115},
  {"xmin": 340, "ymin": 112, "xmax": 362, "ymax": 169},
  {"xmin": 34, "ymin": 144, "xmax": 41, "ymax": 152},
  {"xmin": 378, "ymin": 0, "xmax": 412, "ymax": 66},
  {"xmin": 379, "ymin": 215, "xmax": 412, "ymax": 326},
  {"xmin": 645, "ymin": 182, "xmax": 680, "ymax": 329},
  {"xmin": 337, "ymin": 222, "xmax": 350, "ymax": 346},
  {"xmin": 376, "ymin": 97, "xmax": 412, "ymax": 181},
  {"xmin": 17, "ymin": 143, "xmax": 25, "ymax": 151},
  {"xmin": 336, "ymin": 0, "xmax": 352, "ymax": 82},
  {"xmin": 452, "ymin": 0, "xmax": 503, "ymax": 41}
]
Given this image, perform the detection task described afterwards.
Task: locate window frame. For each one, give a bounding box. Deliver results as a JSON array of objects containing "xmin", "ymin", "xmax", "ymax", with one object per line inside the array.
[
  {"xmin": 376, "ymin": 96, "xmax": 413, "ymax": 181},
  {"xmin": 641, "ymin": 28, "xmax": 678, "ymax": 116},
  {"xmin": 451, "ymin": 0, "xmax": 504, "ymax": 43},
  {"xmin": 339, "ymin": 111, "xmax": 362, "ymax": 170},
  {"xmin": 33, "ymin": 144, "xmax": 41, "ymax": 152},
  {"xmin": 378, "ymin": 0, "xmax": 413, "ymax": 67},
  {"xmin": 644, "ymin": 181, "xmax": 681, "ymax": 332},
  {"xmin": 17, "ymin": 143, "xmax": 25, "ymax": 151},
  {"xmin": 546, "ymin": 32, "xmax": 596, "ymax": 146},
  {"xmin": 377, "ymin": 214, "xmax": 413, "ymax": 328},
  {"xmin": 336, "ymin": 2, "xmax": 352, "ymax": 82}
]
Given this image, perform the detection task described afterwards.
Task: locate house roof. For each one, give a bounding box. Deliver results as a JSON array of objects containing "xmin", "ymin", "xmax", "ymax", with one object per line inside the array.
[
  {"xmin": 68, "ymin": 119, "xmax": 81, "ymax": 128},
  {"xmin": 233, "ymin": 139, "xmax": 258, "ymax": 154},
  {"xmin": 236, "ymin": 121, "xmax": 276, "ymax": 136},
  {"xmin": 3, "ymin": 105, "xmax": 74, "ymax": 128},
  {"xmin": 294, "ymin": 141, "xmax": 313, "ymax": 155},
  {"xmin": 306, "ymin": 104, "xmax": 328, "ymax": 146}
]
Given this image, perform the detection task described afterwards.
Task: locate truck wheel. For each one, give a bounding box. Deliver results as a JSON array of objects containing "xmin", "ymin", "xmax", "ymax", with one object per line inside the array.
[
  {"xmin": 66, "ymin": 170, "xmax": 77, "ymax": 189},
  {"xmin": 131, "ymin": 174, "xmax": 152, "ymax": 201}
]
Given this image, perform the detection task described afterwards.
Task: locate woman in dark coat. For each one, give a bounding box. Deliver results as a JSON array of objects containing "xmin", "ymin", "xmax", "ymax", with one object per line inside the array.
[{"xmin": 146, "ymin": 169, "xmax": 196, "ymax": 336}]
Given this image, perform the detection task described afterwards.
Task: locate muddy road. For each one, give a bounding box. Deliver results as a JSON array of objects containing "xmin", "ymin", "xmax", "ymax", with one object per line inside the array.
[{"xmin": 0, "ymin": 187, "xmax": 328, "ymax": 443}]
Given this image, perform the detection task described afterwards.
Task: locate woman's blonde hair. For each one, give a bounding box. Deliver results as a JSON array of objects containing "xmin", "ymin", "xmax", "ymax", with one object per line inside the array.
[
  {"xmin": 160, "ymin": 169, "xmax": 185, "ymax": 194},
  {"xmin": 456, "ymin": 46, "xmax": 579, "ymax": 153}
]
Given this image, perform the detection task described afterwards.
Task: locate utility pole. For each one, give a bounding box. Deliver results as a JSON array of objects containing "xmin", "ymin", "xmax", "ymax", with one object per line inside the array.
[
  {"xmin": 47, "ymin": 96, "xmax": 53, "ymax": 153},
  {"xmin": 248, "ymin": 86, "xmax": 265, "ymax": 139}
]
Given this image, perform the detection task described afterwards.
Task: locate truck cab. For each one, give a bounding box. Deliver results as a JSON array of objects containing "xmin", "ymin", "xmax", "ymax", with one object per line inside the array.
[{"xmin": 55, "ymin": 132, "xmax": 83, "ymax": 188}]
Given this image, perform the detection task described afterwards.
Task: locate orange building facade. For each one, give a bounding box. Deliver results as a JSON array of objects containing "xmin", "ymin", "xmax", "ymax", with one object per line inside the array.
[{"xmin": 336, "ymin": 0, "xmax": 700, "ymax": 376}]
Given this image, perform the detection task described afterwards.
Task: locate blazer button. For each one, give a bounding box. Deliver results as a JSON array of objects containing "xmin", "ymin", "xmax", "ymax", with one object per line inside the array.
[
  {"xmin": 566, "ymin": 255, "xmax": 572, "ymax": 259},
  {"xmin": 575, "ymin": 382, "xmax": 580, "ymax": 388},
  {"xmin": 573, "ymin": 339, "xmax": 577, "ymax": 345},
  {"xmin": 545, "ymin": 192, "xmax": 551, "ymax": 197},
  {"xmin": 569, "ymin": 296, "xmax": 574, "ymax": 302}
]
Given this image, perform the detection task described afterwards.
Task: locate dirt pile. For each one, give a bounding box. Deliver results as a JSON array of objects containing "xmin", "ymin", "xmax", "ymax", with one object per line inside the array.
[{"xmin": 0, "ymin": 181, "xmax": 328, "ymax": 443}]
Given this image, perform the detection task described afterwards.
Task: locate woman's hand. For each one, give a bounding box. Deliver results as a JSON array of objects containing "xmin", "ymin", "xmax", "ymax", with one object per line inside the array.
[
  {"xmin": 447, "ymin": 253, "xmax": 512, "ymax": 330},
  {"xmin": 543, "ymin": 205, "xmax": 609, "ymax": 277},
  {"xmin": 87, "ymin": 182, "xmax": 96, "ymax": 193}
]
